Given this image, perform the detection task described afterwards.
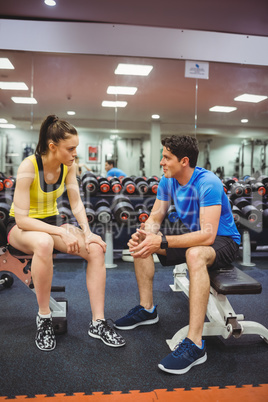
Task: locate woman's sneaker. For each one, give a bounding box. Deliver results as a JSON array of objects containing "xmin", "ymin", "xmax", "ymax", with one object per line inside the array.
[
  {"xmin": 158, "ymin": 337, "xmax": 207, "ymax": 374},
  {"xmin": 88, "ymin": 319, "xmax": 126, "ymax": 347},
  {"xmin": 35, "ymin": 314, "xmax": 56, "ymax": 351},
  {"xmin": 114, "ymin": 305, "xmax": 159, "ymax": 330}
]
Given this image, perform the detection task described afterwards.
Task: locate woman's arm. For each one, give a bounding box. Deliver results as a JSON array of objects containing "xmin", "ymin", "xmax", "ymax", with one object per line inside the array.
[{"xmin": 66, "ymin": 163, "xmax": 106, "ymax": 252}]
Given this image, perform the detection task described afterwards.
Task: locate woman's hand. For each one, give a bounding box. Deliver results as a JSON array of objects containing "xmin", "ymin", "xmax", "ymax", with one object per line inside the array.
[
  {"xmin": 60, "ymin": 229, "xmax": 81, "ymax": 254},
  {"xmin": 85, "ymin": 232, "xmax": 107, "ymax": 253}
]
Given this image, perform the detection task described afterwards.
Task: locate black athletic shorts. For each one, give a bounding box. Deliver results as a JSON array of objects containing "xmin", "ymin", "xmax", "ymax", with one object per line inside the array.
[
  {"xmin": 6, "ymin": 215, "xmax": 66, "ymax": 242},
  {"xmin": 157, "ymin": 234, "xmax": 240, "ymax": 271}
]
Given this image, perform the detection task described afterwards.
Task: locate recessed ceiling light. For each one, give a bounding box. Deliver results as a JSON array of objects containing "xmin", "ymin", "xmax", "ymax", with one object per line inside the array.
[
  {"xmin": 0, "ymin": 82, "xmax": 28, "ymax": 90},
  {"xmin": 11, "ymin": 97, "xmax": 37, "ymax": 104},
  {"xmin": 152, "ymin": 114, "xmax": 160, "ymax": 119},
  {"xmin": 44, "ymin": 0, "xmax": 56, "ymax": 6},
  {"xmin": 0, "ymin": 118, "xmax": 8, "ymax": 123},
  {"xmin": 107, "ymin": 86, "xmax": 137, "ymax": 95},
  {"xmin": 67, "ymin": 111, "xmax": 76, "ymax": 115},
  {"xmin": 115, "ymin": 64, "xmax": 153, "ymax": 76},
  {"xmin": 0, "ymin": 123, "xmax": 16, "ymax": 129},
  {"xmin": 209, "ymin": 106, "xmax": 237, "ymax": 113},
  {"xmin": 102, "ymin": 101, "xmax": 127, "ymax": 108},
  {"xmin": 241, "ymin": 119, "xmax": 249, "ymax": 123},
  {"xmin": 0, "ymin": 58, "xmax": 14, "ymax": 69},
  {"xmin": 234, "ymin": 94, "xmax": 268, "ymax": 103}
]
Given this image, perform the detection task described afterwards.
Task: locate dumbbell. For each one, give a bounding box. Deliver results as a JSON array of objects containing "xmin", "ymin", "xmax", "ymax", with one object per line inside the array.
[
  {"xmin": 167, "ymin": 205, "xmax": 178, "ymax": 223},
  {"xmin": 98, "ymin": 177, "xmax": 111, "ymax": 193},
  {"xmin": 222, "ymin": 183, "xmax": 228, "ymax": 194},
  {"xmin": 82, "ymin": 172, "xmax": 99, "ymax": 196},
  {"xmin": 121, "ymin": 177, "xmax": 137, "ymax": 195},
  {"xmin": 134, "ymin": 177, "xmax": 149, "ymax": 195},
  {"xmin": 0, "ymin": 273, "xmax": 14, "ymax": 288},
  {"xmin": 251, "ymin": 182, "xmax": 266, "ymax": 196},
  {"xmin": 108, "ymin": 177, "xmax": 122, "ymax": 194},
  {"xmin": 84, "ymin": 200, "xmax": 96, "ymax": 224},
  {"xmin": 4, "ymin": 176, "xmax": 16, "ymax": 190},
  {"xmin": 229, "ymin": 182, "xmax": 245, "ymax": 198},
  {"xmin": 0, "ymin": 200, "xmax": 11, "ymax": 225},
  {"xmin": 95, "ymin": 199, "xmax": 112, "ymax": 224},
  {"xmin": 232, "ymin": 205, "xmax": 243, "ymax": 225},
  {"xmin": 252, "ymin": 200, "xmax": 268, "ymax": 212},
  {"xmin": 135, "ymin": 203, "xmax": 149, "ymax": 223},
  {"xmin": 0, "ymin": 178, "xmax": 5, "ymax": 192},
  {"xmin": 241, "ymin": 204, "xmax": 262, "ymax": 225},
  {"xmin": 147, "ymin": 177, "xmax": 159, "ymax": 195},
  {"xmin": 233, "ymin": 197, "xmax": 250, "ymax": 210},
  {"xmin": 111, "ymin": 195, "xmax": 135, "ymax": 225},
  {"xmin": 57, "ymin": 199, "xmax": 72, "ymax": 221},
  {"xmin": 223, "ymin": 178, "xmax": 236, "ymax": 191},
  {"xmin": 244, "ymin": 176, "xmax": 257, "ymax": 185},
  {"xmin": 258, "ymin": 175, "xmax": 268, "ymax": 186}
]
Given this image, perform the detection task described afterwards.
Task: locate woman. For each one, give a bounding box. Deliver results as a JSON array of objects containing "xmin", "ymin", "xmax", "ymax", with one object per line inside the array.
[{"xmin": 7, "ymin": 115, "xmax": 125, "ymax": 351}]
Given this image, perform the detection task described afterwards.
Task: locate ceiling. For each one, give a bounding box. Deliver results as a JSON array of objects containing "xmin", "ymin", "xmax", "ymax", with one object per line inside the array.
[{"xmin": 0, "ymin": 0, "xmax": 268, "ymax": 139}]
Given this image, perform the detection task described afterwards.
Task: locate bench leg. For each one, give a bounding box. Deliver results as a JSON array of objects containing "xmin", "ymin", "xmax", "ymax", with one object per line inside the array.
[
  {"xmin": 166, "ymin": 263, "xmax": 268, "ymax": 351},
  {"xmin": 0, "ymin": 247, "xmax": 68, "ymax": 334}
]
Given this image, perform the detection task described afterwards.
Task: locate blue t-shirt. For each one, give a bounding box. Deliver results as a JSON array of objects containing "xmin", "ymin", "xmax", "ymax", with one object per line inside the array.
[
  {"xmin": 107, "ymin": 167, "xmax": 127, "ymax": 178},
  {"xmin": 157, "ymin": 167, "xmax": 241, "ymax": 244}
]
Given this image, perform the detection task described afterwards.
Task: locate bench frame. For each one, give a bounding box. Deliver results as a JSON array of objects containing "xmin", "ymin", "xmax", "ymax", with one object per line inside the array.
[
  {"xmin": 166, "ymin": 263, "xmax": 268, "ymax": 350},
  {"xmin": 0, "ymin": 245, "xmax": 67, "ymax": 332}
]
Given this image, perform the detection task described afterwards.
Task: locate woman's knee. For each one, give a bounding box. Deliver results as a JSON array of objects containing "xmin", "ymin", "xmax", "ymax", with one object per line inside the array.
[
  {"xmin": 84, "ymin": 242, "xmax": 105, "ymax": 262},
  {"xmin": 33, "ymin": 234, "xmax": 54, "ymax": 257}
]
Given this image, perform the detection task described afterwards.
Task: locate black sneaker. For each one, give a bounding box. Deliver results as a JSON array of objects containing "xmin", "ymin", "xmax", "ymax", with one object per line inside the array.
[
  {"xmin": 158, "ymin": 337, "xmax": 207, "ymax": 374},
  {"xmin": 35, "ymin": 314, "xmax": 56, "ymax": 351},
  {"xmin": 114, "ymin": 305, "xmax": 159, "ymax": 330},
  {"xmin": 88, "ymin": 319, "xmax": 126, "ymax": 347}
]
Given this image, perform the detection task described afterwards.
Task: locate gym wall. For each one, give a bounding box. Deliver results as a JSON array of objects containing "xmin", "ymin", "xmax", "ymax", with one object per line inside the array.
[{"xmin": 0, "ymin": 127, "xmax": 266, "ymax": 178}]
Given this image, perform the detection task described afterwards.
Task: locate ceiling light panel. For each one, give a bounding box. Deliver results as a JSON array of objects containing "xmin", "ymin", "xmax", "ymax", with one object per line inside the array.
[
  {"xmin": 107, "ymin": 86, "xmax": 137, "ymax": 95},
  {"xmin": 209, "ymin": 106, "xmax": 237, "ymax": 113},
  {"xmin": 102, "ymin": 101, "xmax": 127, "ymax": 108},
  {"xmin": 0, "ymin": 124, "xmax": 16, "ymax": 128},
  {"xmin": 234, "ymin": 94, "xmax": 268, "ymax": 103},
  {"xmin": 0, "ymin": 58, "xmax": 14, "ymax": 69},
  {"xmin": 0, "ymin": 82, "xmax": 28, "ymax": 90},
  {"xmin": 115, "ymin": 64, "xmax": 153, "ymax": 76},
  {"xmin": 0, "ymin": 119, "xmax": 8, "ymax": 123},
  {"xmin": 11, "ymin": 97, "xmax": 37, "ymax": 104}
]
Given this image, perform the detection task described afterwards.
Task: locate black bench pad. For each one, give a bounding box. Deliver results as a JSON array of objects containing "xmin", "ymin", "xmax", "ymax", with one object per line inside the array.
[{"xmin": 210, "ymin": 266, "xmax": 262, "ymax": 295}]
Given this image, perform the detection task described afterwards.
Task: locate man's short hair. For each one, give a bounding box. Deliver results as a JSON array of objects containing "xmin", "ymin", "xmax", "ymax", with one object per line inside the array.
[
  {"xmin": 161, "ymin": 135, "xmax": 199, "ymax": 168},
  {"xmin": 106, "ymin": 159, "xmax": 115, "ymax": 167}
]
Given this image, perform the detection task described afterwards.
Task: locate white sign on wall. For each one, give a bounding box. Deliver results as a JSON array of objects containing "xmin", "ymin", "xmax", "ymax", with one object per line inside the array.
[{"xmin": 185, "ymin": 61, "xmax": 209, "ymax": 79}]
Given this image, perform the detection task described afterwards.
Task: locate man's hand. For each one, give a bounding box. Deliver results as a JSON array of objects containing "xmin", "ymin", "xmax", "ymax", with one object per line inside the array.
[{"xmin": 128, "ymin": 228, "xmax": 162, "ymax": 259}]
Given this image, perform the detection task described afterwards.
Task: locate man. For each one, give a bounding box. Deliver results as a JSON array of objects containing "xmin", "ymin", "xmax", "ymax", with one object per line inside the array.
[
  {"xmin": 105, "ymin": 160, "xmax": 126, "ymax": 178},
  {"xmin": 114, "ymin": 135, "xmax": 240, "ymax": 374}
]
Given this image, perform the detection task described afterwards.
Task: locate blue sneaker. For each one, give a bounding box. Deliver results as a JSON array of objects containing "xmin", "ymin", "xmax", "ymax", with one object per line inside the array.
[
  {"xmin": 114, "ymin": 305, "xmax": 159, "ymax": 330},
  {"xmin": 158, "ymin": 337, "xmax": 207, "ymax": 374}
]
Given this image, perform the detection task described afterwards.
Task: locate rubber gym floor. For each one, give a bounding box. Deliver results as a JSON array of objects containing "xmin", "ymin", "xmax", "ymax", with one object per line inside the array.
[{"xmin": 0, "ymin": 252, "xmax": 267, "ymax": 402}]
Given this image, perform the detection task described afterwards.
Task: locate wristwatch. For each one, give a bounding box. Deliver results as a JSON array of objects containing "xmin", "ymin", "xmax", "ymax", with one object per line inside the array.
[{"xmin": 160, "ymin": 234, "xmax": 168, "ymax": 249}]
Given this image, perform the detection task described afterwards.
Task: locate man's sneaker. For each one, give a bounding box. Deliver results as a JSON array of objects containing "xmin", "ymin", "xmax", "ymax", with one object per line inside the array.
[
  {"xmin": 158, "ymin": 337, "xmax": 207, "ymax": 374},
  {"xmin": 114, "ymin": 305, "xmax": 159, "ymax": 330},
  {"xmin": 88, "ymin": 319, "xmax": 126, "ymax": 347},
  {"xmin": 35, "ymin": 314, "xmax": 56, "ymax": 352}
]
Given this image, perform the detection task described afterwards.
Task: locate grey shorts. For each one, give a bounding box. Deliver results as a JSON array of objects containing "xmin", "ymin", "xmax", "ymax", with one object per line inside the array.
[{"xmin": 157, "ymin": 235, "xmax": 240, "ymax": 271}]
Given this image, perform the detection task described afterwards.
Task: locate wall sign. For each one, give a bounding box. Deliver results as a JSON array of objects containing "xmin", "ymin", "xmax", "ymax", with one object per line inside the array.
[{"xmin": 185, "ymin": 61, "xmax": 209, "ymax": 79}]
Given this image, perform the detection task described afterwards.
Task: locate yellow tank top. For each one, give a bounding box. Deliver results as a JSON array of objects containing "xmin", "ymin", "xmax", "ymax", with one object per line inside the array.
[{"xmin": 9, "ymin": 154, "xmax": 68, "ymax": 219}]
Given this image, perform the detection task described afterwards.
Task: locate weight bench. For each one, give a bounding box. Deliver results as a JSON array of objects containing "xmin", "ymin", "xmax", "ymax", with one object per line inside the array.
[
  {"xmin": 0, "ymin": 222, "xmax": 68, "ymax": 334},
  {"xmin": 166, "ymin": 263, "xmax": 268, "ymax": 350}
]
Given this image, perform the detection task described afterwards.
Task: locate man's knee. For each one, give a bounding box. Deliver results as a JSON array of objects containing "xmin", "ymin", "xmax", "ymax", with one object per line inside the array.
[{"xmin": 186, "ymin": 246, "xmax": 214, "ymax": 270}]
